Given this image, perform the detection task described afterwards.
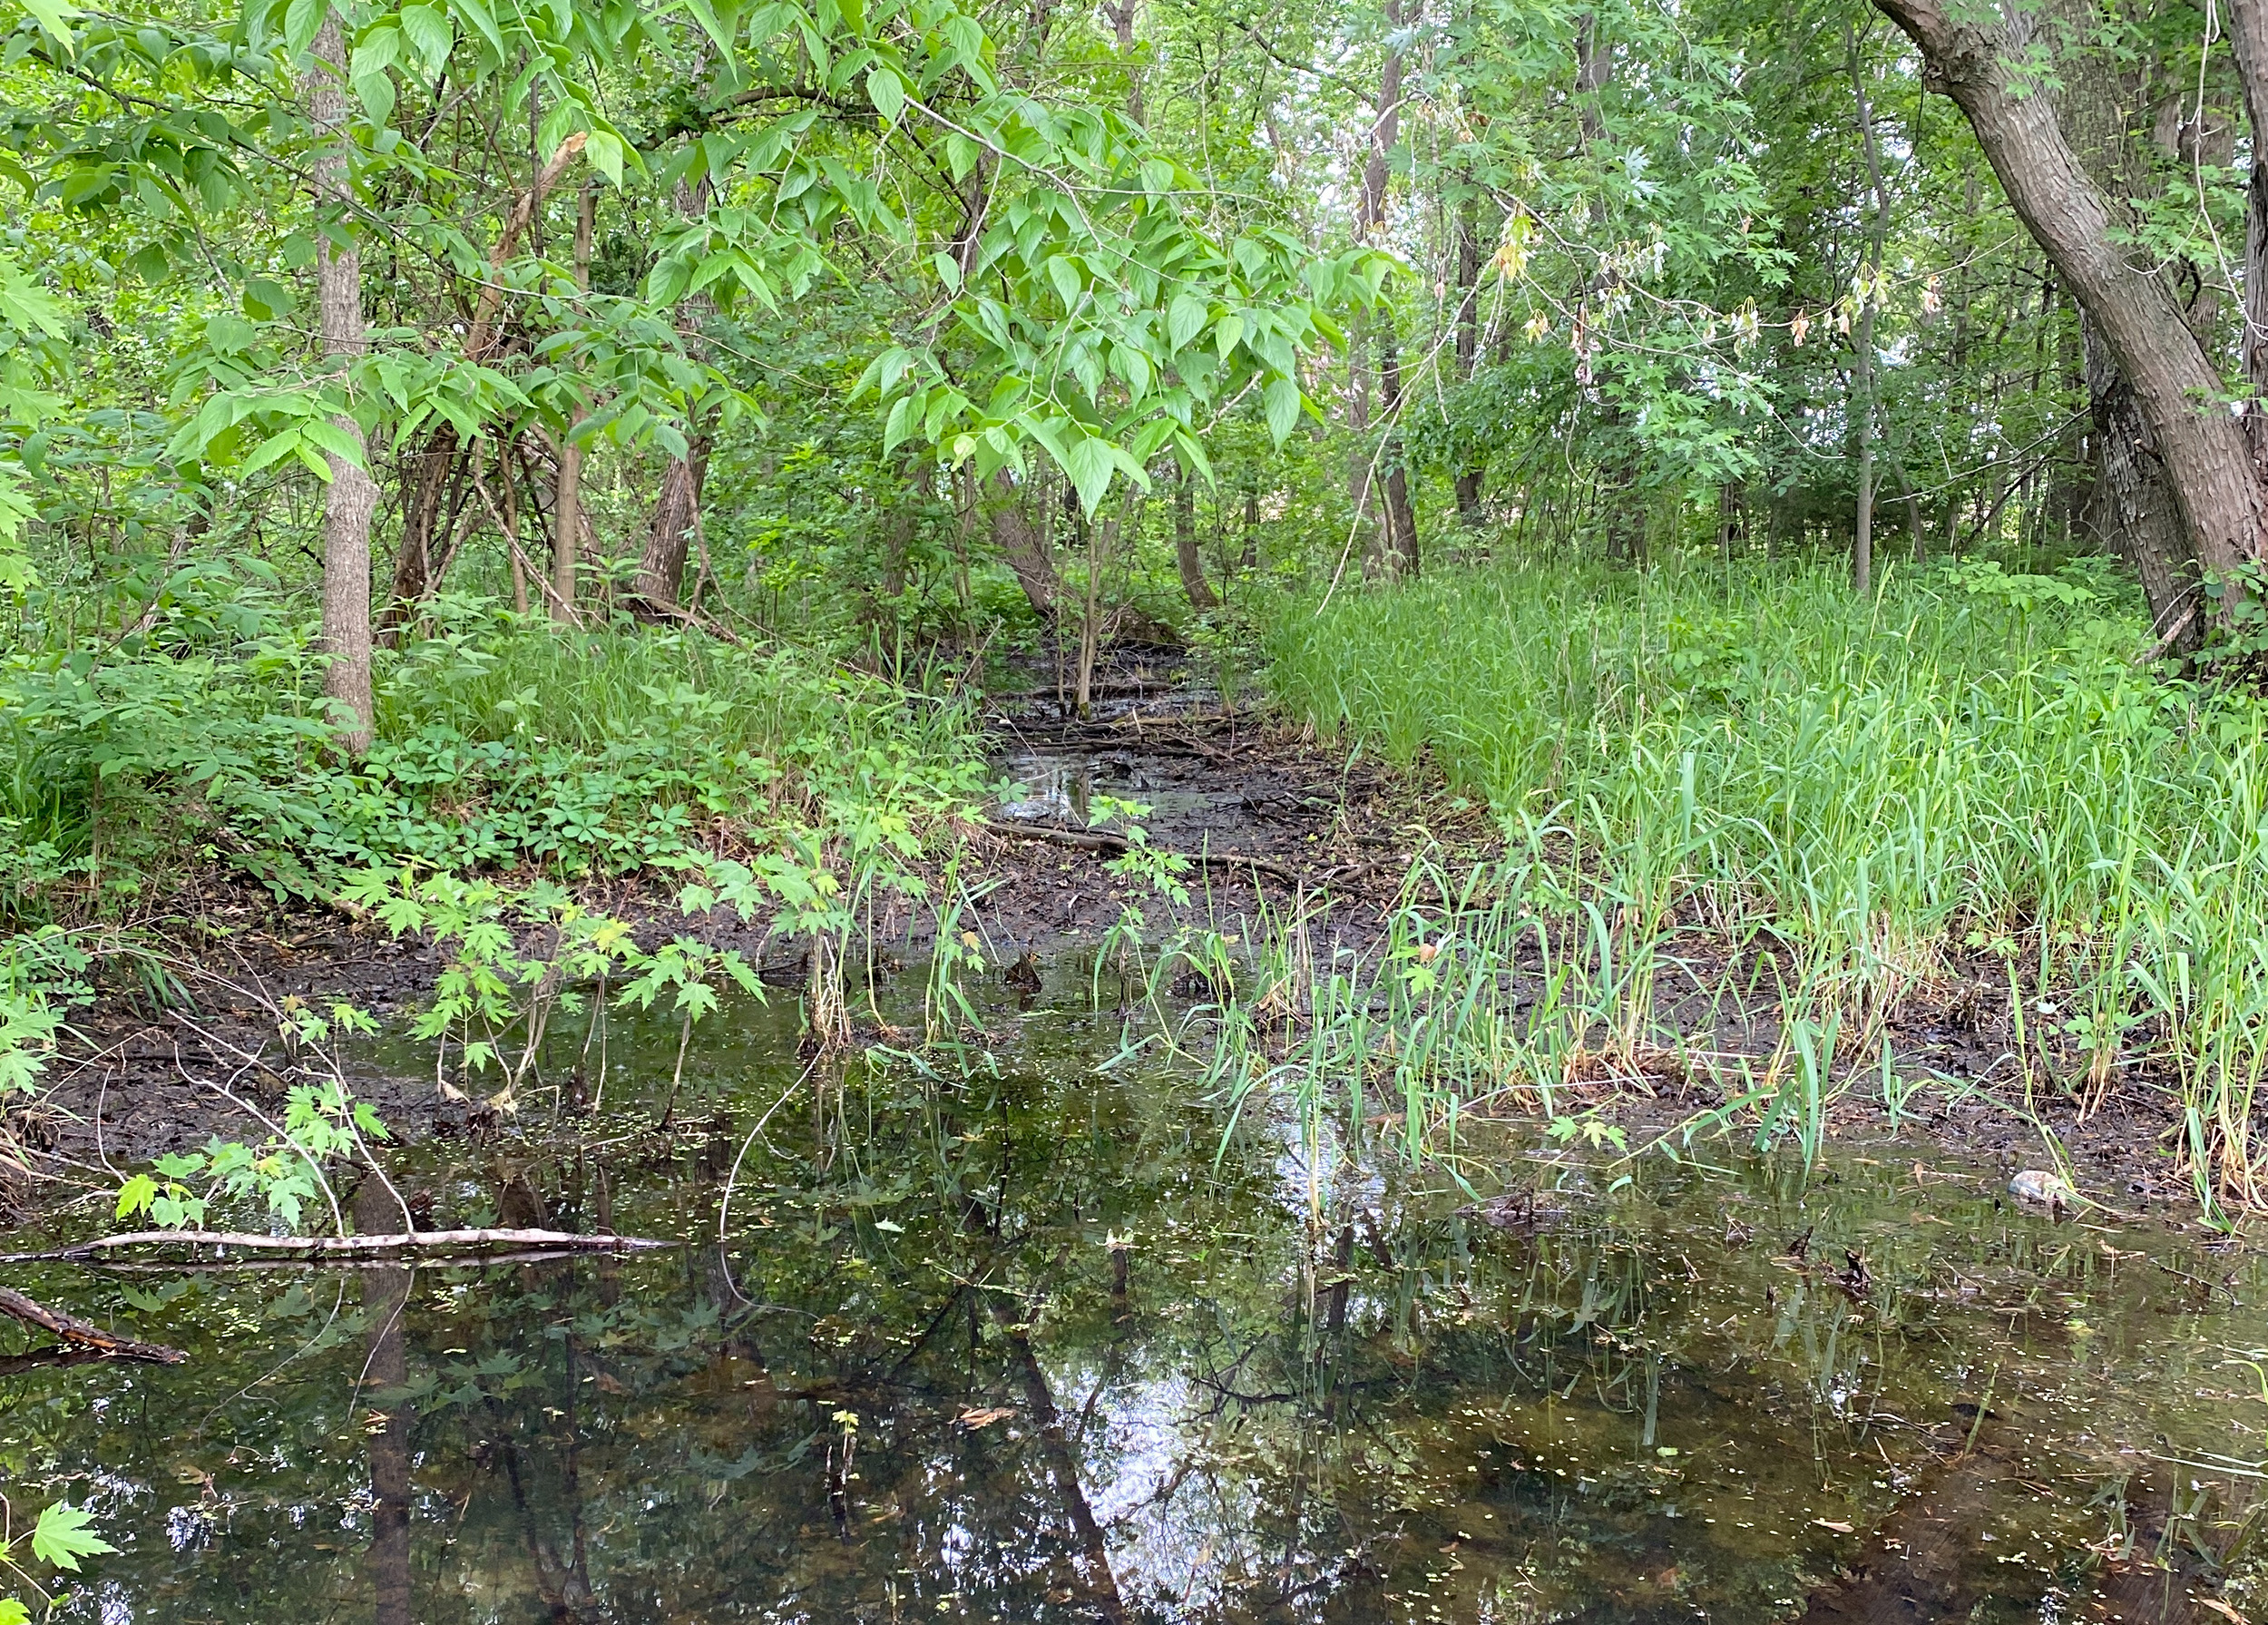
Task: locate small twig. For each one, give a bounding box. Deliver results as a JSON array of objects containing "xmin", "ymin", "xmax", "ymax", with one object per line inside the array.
[
  {"xmin": 0, "ymin": 1228, "xmax": 670, "ymax": 1264},
  {"xmin": 2136, "ymin": 598, "xmax": 2200, "ymax": 666},
  {"xmin": 0, "ymin": 1285, "xmax": 184, "ymax": 1363}
]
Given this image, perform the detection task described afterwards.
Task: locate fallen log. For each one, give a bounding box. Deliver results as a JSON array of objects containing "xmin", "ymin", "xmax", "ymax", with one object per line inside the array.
[
  {"xmin": 0, "ymin": 1228, "xmax": 670, "ymax": 1265},
  {"xmin": 0, "ymin": 1286, "xmax": 185, "ymax": 1364}
]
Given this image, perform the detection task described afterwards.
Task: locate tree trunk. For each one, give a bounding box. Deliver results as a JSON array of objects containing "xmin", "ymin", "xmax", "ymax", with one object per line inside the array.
[
  {"xmin": 1873, "ymin": 0, "xmax": 2266, "ymax": 616},
  {"xmin": 880, "ymin": 459, "xmax": 918, "ymax": 602},
  {"xmin": 306, "ymin": 11, "xmax": 375, "ymax": 757},
  {"xmin": 1848, "ymin": 20, "xmax": 1889, "ymax": 597},
  {"xmin": 1173, "ymin": 465, "xmax": 1214, "ymax": 608},
  {"xmin": 552, "ymin": 181, "xmax": 595, "ymax": 623},
  {"xmin": 1356, "ymin": 0, "xmax": 1415, "ymax": 577},
  {"xmin": 380, "ymin": 424, "xmax": 456, "ymax": 642},
  {"xmin": 1073, "ymin": 505, "xmax": 1106, "ymax": 715},
  {"xmin": 1103, "ymin": 0, "xmax": 1142, "ymax": 124},
  {"xmin": 636, "ymin": 179, "xmax": 716, "ymax": 614},
  {"xmin": 2231, "ymin": 0, "xmax": 2268, "ymax": 467},
  {"xmin": 988, "ymin": 472, "xmax": 1058, "ymax": 622},
  {"xmin": 2083, "ymin": 313, "xmax": 2195, "ymax": 638},
  {"xmin": 1379, "ymin": 330, "xmax": 1419, "ymax": 575},
  {"xmin": 1349, "ymin": 318, "xmax": 1379, "ymax": 573},
  {"xmin": 1454, "ymin": 204, "xmax": 1484, "ymax": 528}
]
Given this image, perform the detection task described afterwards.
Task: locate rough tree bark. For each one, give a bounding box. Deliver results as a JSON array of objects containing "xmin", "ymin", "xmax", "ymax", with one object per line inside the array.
[
  {"xmin": 1873, "ymin": 0, "xmax": 2266, "ymax": 623},
  {"xmin": 553, "ymin": 181, "xmax": 595, "ymax": 622},
  {"xmin": 635, "ymin": 177, "xmax": 717, "ymax": 614},
  {"xmin": 2052, "ymin": 0, "xmax": 2211, "ymax": 641},
  {"xmin": 305, "ymin": 11, "xmax": 376, "ymax": 757},
  {"xmin": 2084, "ymin": 316, "xmax": 2195, "ymax": 631},
  {"xmin": 1453, "ymin": 203, "xmax": 1485, "ymax": 527},
  {"xmin": 1173, "ymin": 463, "xmax": 1214, "ymax": 608},
  {"xmin": 988, "ymin": 471, "xmax": 1059, "ymax": 622},
  {"xmin": 2231, "ymin": 0, "xmax": 2268, "ymax": 468},
  {"xmin": 1357, "ymin": 0, "xmax": 1417, "ymax": 577}
]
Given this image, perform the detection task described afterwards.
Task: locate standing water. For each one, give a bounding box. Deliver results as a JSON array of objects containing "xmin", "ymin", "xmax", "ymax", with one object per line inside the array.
[{"xmin": 3, "ymin": 964, "xmax": 2255, "ymax": 1623}]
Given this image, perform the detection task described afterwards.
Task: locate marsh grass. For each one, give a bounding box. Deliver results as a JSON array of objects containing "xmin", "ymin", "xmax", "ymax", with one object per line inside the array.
[{"xmin": 1251, "ymin": 553, "xmax": 2268, "ymax": 1217}]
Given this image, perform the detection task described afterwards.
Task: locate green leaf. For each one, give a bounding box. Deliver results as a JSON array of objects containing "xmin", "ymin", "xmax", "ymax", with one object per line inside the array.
[
  {"xmin": 17, "ymin": 0, "xmax": 79, "ymax": 54},
  {"xmin": 31, "ymin": 1503, "xmax": 114, "ymax": 1572},
  {"xmin": 1060, "ymin": 435, "xmax": 1114, "ymax": 515},
  {"xmin": 0, "ymin": 1596, "xmax": 31, "ymax": 1624},
  {"xmin": 398, "ymin": 3, "xmax": 452, "ymax": 75},
  {"xmin": 584, "ymin": 129, "xmax": 626, "ymax": 188},
  {"xmin": 1167, "ymin": 292, "xmax": 1207, "ymax": 351},
  {"xmin": 1263, "ymin": 375, "xmax": 1301, "ymax": 445},
  {"xmin": 242, "ymin": 277, "xmax": 297, "ymax": 320},
  {"xmin": 114, "ymin": 1172, "xmax": 155, "ymax": 1219},
  {"xmin": 282, "ymin": 0, "xmax": 327, "ymax": 60},
  {"xmin": 865, "ymin": 65, "xmax": 904, "ymax": 124},
  {"xmin": 678, "ymin": 0, "xmax": 733, "ymax": 54}
]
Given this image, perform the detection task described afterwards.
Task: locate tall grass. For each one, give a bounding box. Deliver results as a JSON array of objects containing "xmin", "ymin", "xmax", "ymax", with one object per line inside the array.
[{"xmin": 1262, "ymin": 553, "xmax": 2268, "ymax": 1215}]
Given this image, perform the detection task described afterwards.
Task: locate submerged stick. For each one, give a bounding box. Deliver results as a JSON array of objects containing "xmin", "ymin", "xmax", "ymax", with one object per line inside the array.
[
  {"xmin": 0, "ymin": 1286, "xmax": 185, "ymax": 1364},
  {"xmin": 982, "ymin": 818, "xmax": 1302, "ymax": 883},
  {"xmin": 0, "ymin": 1229, "xmax": 670, "ymax": 1265}
]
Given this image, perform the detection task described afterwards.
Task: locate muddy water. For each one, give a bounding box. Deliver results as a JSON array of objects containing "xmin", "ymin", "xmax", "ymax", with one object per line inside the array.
[{"xmin": 5, "ymin": 964, "xmax": 2261, "ymax": 1623}]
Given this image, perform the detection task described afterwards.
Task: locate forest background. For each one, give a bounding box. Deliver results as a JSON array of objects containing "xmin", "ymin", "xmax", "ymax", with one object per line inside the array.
[{"xmin": 8, "ymin": 0, "xmax": 2268, "ymax": 1262}]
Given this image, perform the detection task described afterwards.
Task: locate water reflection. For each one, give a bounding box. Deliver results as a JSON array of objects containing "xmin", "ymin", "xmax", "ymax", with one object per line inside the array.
[{"xmin": 0, "ymin": 986, "xmax": 2253, "ymax": 1622}]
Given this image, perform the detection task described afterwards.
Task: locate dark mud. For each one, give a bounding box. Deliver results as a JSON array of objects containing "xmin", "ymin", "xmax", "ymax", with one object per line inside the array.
[{"xmin": 21, "ymin": 643, "xmax": 2251, "ymax": 1225}]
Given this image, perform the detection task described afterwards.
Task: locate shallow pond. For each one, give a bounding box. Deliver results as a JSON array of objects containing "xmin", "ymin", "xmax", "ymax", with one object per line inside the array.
[{"xmin": 4, "ymin": 963, "xmax": 2260, "ymax": 1622}]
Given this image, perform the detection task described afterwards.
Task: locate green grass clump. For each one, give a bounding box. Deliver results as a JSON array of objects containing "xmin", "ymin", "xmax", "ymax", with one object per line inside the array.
[{"xmin": 1264, "ymin": 552, "xmax": 2268, "ymax": 1214}]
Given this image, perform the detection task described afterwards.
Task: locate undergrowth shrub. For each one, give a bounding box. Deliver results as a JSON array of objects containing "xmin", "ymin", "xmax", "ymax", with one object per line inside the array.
[{"xmin": 0, "ymin": 587, "xmax": 986, "ymax": 911}]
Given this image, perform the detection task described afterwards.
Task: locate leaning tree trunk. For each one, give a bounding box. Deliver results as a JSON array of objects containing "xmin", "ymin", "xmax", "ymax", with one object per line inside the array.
[
  {"xmin": 2083, "ymin": 314, "xmax": 2195, "ymax": 637},
  {"xmin": 306, "ymin": 11, "xmax": 375, "ymax": 757},
  {"xmin": 2228, "ymin": 0, "xmax": 2268, "ymax": 471},
  {"xmin": 1873, "ymin": 0, "xmax": 2267, "ymax": 619}
]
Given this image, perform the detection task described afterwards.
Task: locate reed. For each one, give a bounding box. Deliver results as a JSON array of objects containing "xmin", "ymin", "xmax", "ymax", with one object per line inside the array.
[{"xmin": 1254, "ymin": 553, "xmax": 2268, "ymax": 1216}]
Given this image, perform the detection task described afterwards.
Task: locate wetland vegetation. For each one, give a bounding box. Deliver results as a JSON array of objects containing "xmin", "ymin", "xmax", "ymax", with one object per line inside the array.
[{"xmin": 1, "ymin": 0, "xmax": 2267, "ymax": 1615}]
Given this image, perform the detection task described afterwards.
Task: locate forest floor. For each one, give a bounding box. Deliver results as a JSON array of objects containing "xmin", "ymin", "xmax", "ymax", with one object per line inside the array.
[{"xmin": 20, "ymin": 642, "xmax": 2227, "ymax": 1229}]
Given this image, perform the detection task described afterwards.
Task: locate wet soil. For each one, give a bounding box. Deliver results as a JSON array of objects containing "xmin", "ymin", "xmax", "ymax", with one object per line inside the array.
[{"xmin": 21, "ymin": 644, "xmax": 2249, "ymax": 1226}]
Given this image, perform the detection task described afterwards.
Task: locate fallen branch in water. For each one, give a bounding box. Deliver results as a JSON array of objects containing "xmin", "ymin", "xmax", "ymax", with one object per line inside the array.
[
  {"xmin": 982, "ymin": 819, "xmax": 1303, "ymax": 884},
  {"xmin": 0, "ymin": 1286, "xmax": 185, "ymax": 1363},
  {"xmin": 0, "ymin": 1229, "xmax": 670, "ymax": 1265}
]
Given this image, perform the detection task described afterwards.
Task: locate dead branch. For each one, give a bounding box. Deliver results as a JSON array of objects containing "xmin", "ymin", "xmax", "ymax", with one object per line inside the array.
[
  {"xmin": 0, "ymin": 1285, "xmax": 184, "ymax": 1363},
  {"xmin": 464, "ymin": 130, "xmax": 588, "ymax": 360},
  {"xmin": 2, "ymin": 1228, "xmax": 670, "ymax": 1264},
  {"xmin": 982, "ymin": 818, "xmax": 1303, "ymax": 883}
]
